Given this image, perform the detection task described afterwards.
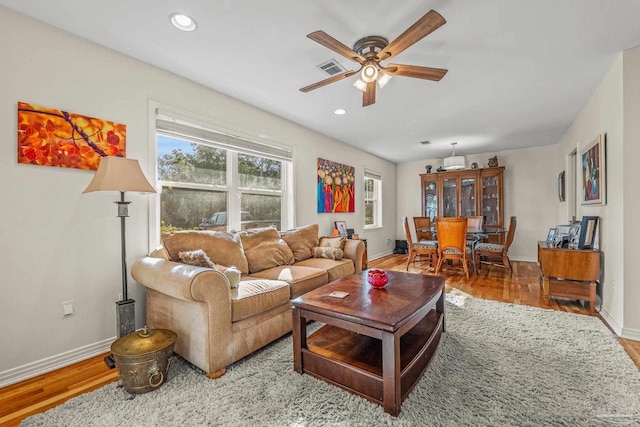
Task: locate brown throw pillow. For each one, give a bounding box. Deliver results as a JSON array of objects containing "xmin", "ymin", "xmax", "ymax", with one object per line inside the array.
[
  {"xmin": 312, "ymin": 246, "xmax": 344, "ymax": 260},
  {"xmin": 161, "ymin": 230, "xmax": 249, "ymax": 274},
  {"xmin": 319, "ymin": 235, "xmax": 346, "ymax": 249},
  {"xmin": 280, "ymin": 224, "xmax": 319, "ymax": 262},
  {"xmin": 238, "ymin": 227, "xmax": 295, "ymax": 274}
]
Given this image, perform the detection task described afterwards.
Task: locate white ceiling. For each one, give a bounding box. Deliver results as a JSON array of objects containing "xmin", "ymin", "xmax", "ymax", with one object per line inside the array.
[{"xmin": 2, "ymin": 0, "xmax": 640, "ymax": 163}]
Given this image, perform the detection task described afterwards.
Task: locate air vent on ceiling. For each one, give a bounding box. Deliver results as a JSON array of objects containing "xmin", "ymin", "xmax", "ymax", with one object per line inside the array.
[
  {"xmin": 317, "ymin": 59, "xmax": 347, "ymax": 76},
  {"xmin": 419, "ymin": 140, "xmax": 431, "ymax": 145}
]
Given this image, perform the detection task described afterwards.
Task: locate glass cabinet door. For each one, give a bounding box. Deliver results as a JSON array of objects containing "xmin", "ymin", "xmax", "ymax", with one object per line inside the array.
[
  {"xmin": 482, "ymin": 175, "xmax": 499, "ymax": 225},
  {"xmin": 460, "ymin": 177, "xmax": 477, "ymax": 217},
  {"xmin": 422, "ymin": 179, "xmax": 438, "ymax": 222},
  {"xmin": 442, "ymin": 178, "xmax": 457, "ymax": 217}
]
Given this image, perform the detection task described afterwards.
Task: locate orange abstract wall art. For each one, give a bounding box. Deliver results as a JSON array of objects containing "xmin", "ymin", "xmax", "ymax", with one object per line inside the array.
[{"xmin": 17, "ymin": 101, "xmax": 126, "ymax": 170}]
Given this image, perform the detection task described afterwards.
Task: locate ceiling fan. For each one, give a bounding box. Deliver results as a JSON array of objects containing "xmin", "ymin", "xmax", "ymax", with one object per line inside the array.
[{"xmin": 300, "ymin": 9, "xmax": 448, "ymax": 107}]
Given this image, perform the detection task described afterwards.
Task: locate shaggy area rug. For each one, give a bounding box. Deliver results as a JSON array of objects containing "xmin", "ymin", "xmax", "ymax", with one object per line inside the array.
[{"xmin": 22, "ymin": 295, "xmax": 640, "ymax": 426}]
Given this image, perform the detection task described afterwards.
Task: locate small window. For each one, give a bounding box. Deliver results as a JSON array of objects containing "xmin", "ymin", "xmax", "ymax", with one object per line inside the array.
[{"xmin": 364, "ymin": 170, "xmax": 382, "ymax": 228}]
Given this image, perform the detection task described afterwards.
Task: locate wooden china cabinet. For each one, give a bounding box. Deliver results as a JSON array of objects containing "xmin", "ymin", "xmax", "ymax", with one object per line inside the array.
[{"xmin": 420, "ymin": 166, "xmax": 505, "ymax": 243}]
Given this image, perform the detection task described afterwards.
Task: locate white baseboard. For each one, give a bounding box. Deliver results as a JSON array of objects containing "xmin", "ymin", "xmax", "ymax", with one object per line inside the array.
[
  {"xmin": 621, "ymin": 327, "xmax": 640, "ymax": 342},
  {"xmin": 510, "ymin": 256, "xmax": 538, "ymax": 263},
  {"xmin": 0, "ymin": 338, "xmax": 113, "ymax": 388},
  {"xmin": 599, "ymin": 308, "xmax": 623, "ymax": 336},
  {"xmin": 368, "ymin": 249, "xmax": 393, "ymax": 262}
]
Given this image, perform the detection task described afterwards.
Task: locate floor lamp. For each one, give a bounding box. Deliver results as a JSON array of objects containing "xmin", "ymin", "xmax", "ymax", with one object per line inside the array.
[{"xmin": 83, "ymin": 156, "xmax": 156, "ymax": 368}]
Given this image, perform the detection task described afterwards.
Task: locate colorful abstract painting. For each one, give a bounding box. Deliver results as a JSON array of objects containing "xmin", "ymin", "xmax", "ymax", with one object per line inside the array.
[
  {"xmin": 581, "ymin": 134, "xmax": 606, "ymax": 205},
  {"xmin": 317, "ymin": 158, "xmax": 355, "ymax": 213},
  {"xmin": 17, "ymin": 101, "xmax": 126, "ymax": 170}
]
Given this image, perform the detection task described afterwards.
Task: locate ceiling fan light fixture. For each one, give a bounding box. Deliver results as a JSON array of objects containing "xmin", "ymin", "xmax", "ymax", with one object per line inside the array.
[
  {"xmin": 377, "ymin": 70, "xmax": 392, "ymax": 89},
  {"xmin": 443, "ymin": 142, "xmax": 466, "ymax": 170},
  {"xmin": 353, "ymin": 77, "xmax": 368, "ymax": 92},
  {"xmin": 170, "ymin": 13, "xmax": 197, "ymax": 31},
  {"xmin": 361, "ymin": 63, "xmax": 379, "ymax": 83}
]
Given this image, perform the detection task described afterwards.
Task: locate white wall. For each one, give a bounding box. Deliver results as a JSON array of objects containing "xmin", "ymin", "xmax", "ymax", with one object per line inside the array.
[
  {"xmin": 623, "ymin": 47, "xmax": 640, "ymax": 340},
  {"xmin": 0, "ymin": 7, "xmax": 396, "ymax": 383},
  {"xmin": 556, "ymin": 55, "xmax": 626, "ymax": 333},
  {"xmin": 396, "ymin": 145, "xmax": 559, "ymax": 262}
]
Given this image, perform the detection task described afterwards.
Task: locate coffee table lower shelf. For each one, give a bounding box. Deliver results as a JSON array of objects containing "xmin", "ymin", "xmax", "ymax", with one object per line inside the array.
[{"xmin": 301, "ymin": 310, "xmax": 443, "ymax": 411}]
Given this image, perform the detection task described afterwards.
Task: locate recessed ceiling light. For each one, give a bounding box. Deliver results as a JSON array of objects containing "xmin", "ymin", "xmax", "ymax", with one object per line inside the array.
[
  {"xmin": 170, "ymin": 13, "xmax": 197, "ymax": 32},
  {"xmin": 334, "ymin": 109, "xmax": 347, "ymax": 115}
]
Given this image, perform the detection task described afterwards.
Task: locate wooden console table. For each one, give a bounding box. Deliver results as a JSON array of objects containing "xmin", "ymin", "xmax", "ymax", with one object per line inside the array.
[{"xmin": 537, "ymin": 241, "xmax": 600, "ymax": 313}]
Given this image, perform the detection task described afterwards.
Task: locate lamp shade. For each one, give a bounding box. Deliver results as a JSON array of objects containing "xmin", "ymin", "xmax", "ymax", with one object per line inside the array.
[
  {"xmin": 83, "ymin": 156, "xmax": 156, "ymax": 193},
  {"xmin": 443, "ymin": 156, "xmax": 466, "ymax": 170}
]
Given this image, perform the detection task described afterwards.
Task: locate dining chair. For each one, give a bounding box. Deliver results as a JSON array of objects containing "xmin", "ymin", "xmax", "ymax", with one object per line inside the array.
[
  {"xmin": 475, "ymin": 216, "xmax": 517, "ymax": 276},
  {"xmin": 402, "ymin": 216, "xmax": 438, "ymax": 271},
  {"xmin": 465, "ymin": 216, "xmax": 484, "ymax": 230},
  {"xmin": 464, "ymin": 215, "xmax": 485, "ymax": 270},
  {"xmin": 413, "ymin": 216, "xmax": 433, "ymax": 241},
  {"xmin": 435, "ymin": 217, "xmax": 471, "ymax": 279}
]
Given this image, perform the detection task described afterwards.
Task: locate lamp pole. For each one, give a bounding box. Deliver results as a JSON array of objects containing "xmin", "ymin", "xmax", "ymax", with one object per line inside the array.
[{"xmin": 115, "ymin": 191, "xmax": 135, "ymax": 339}]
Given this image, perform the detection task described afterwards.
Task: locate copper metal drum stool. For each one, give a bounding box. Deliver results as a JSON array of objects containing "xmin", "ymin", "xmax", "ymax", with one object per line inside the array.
[{"xmin": 110, "ymin": 326, "xmax": 177, "ymax": 394}]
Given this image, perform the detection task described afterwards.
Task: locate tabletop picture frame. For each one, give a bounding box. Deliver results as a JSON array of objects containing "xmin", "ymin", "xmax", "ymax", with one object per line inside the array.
[
  {"xmin": 546, "ymin": 228, "xmax": 556, "ymax": 243},
  {"xmin": 334, "ymin": 221, "xmax": 348, "ymax": 237},
  {"xmin": 578, "ymin": 216, "xmax": 599, "ymax": 249}
]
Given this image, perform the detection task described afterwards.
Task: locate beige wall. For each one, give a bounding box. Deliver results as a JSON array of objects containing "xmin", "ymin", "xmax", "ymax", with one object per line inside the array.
[
  {"xmin": 0, "ymin": 7, "xmax": 396, "ymax": 383},
  {"xmin": 396, "ymin": 145, "xmax": 559, "ymax": 262},
  {"xmin": 556, "ymin": 54, "xmax": 625, "ymax": 333},
  {"xmin": 623, "ymin": 47, "xmax": 640, "ymax": 339}
]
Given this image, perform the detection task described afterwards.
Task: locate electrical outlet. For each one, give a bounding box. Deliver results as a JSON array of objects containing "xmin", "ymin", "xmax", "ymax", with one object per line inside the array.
[
  {"xmin": 61, "ymin": 300, "xmax": 74, "ymax": 317},
  {"xmin": 118, "ymin": 293, "xmax": 123, "ymax": 301},
  {"xmin": 387, "ymin": 238, "xmax": 392, "ymax": 246}
]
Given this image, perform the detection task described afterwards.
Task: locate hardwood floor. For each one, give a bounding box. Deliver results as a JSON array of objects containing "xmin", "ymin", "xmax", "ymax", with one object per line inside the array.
[{"xmin": 1, "ymin": 256, "xmax": 638, "ymax": 426}]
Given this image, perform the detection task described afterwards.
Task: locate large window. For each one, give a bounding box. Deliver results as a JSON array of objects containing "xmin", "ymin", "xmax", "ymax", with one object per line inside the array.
[
  {"xmin": 364, "ymin": 170, "xmax": 382, "ymax": 228},
  {"xmin": 155, "ymin": 113, "xmax": 292, "ymax": 238}
]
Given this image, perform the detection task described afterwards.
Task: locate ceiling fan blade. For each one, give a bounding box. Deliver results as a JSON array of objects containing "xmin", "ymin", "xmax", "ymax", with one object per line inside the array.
[
  {"xmin": 363, "ymin": 81, "xmax": 376, "ymax": 107},
  {"xmin": 386, "ymin": 64, "xmax": 448, "ymax": 81},
  {"xmin": 377, "ymin": 10, "xmax": 446, "ymax": 61},
  {"xmin": 299, "ymin": 70, "xmax": 357, "ymax": 93},
  {"xmin": 307, "ymin": 31, "xmax": 365, "ymax": 64}
]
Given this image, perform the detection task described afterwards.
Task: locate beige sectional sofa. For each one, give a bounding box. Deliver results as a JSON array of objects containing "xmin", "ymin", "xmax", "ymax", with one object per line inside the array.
[{"xmin": 131, "ymin": 224, "xmax": 365, "ymax": 378}]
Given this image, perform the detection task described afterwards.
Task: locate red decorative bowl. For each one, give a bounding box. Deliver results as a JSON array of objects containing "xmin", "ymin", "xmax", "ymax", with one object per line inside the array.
[{"xmin": 367, "ymin": 269, "xmax": 389, "ymax": 288}]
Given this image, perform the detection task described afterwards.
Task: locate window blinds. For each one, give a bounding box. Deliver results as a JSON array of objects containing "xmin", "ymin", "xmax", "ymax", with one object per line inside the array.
[
  {"xmin": 364, "ymin": 169, "xmax": 382, "ymax": 180},
  {"xmin": 156, "ymin": 113, "xmax": 293, "ymax": 162}
]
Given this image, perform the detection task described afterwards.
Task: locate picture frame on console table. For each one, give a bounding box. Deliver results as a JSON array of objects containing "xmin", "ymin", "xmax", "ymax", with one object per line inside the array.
[
  {"xmin": 581, "ymin": 134, "xmax": 606, "ymax": 205},
  {"xmin": 578, "ymin": 216, "xmax": 599, "ymax": 249}
]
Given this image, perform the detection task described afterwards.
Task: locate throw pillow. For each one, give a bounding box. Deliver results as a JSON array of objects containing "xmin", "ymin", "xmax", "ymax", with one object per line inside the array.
[
  {"xmin": 280, "ymin": 224, "xmax": 319, "ymax": 262},
  {"xmin": 217, "ymin": 265, "xmax": 241, "ymax": 288},
  {"xmin": 319, "ymin": 235, "xmax": 346, "ymax": 249},
  {"xmin": 178, "ymin": 249, "xmax": 215, "ymax": 268},
  {"xmin": 177, "ymin": 250, "xmax": 241, "ymax": 288},
  {"xmin": 312, "ymin": 246, "xmax": 344, "ymax": 260},
  {"xmin": 238, "ymin": 227, "xmax": 295, "ymax": 274},
  {"xmin": 161, "ymin": 230, "xmax": 249, "ymax": 274}
]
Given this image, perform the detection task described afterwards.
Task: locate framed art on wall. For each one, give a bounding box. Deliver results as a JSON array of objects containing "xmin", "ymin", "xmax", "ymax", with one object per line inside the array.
[
  {"xmin": 581, "ymin": 134, "xmax": 605, "ymax": 205},
  {"xmin": 17, "ymin": 101, "xmax": 126, "ymax": 170},
  {"xmin": 317, "ymin": 158, "xmax": 355, "ymax": 213},
  {"xmin": 558, "ymin": 171, "xmax": 565, "ymax": 202}
]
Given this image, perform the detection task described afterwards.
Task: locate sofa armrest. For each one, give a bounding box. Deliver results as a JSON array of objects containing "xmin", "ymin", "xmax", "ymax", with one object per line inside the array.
[
  {"xmin": 131, "ymin": 257, "xmax": 231, "ymax": 304},
  {"xmin": 343, "ymin": 239, "xmax": 365, "ymax": 273}
]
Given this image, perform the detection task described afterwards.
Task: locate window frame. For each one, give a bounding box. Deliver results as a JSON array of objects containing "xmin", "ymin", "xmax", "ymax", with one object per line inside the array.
[
  {"xmin": 149, "ymin": 104, "xmax": 294, "ymax": 249},
  {"xmin": 364, "ymin": 169, "xmax": 383, "ymax": 229}
]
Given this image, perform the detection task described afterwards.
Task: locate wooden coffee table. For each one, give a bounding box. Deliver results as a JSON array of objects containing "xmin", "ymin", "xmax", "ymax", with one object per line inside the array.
[{"xmin": 292, "ymin": 270, "xmax": 445, "ymax": 416}]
